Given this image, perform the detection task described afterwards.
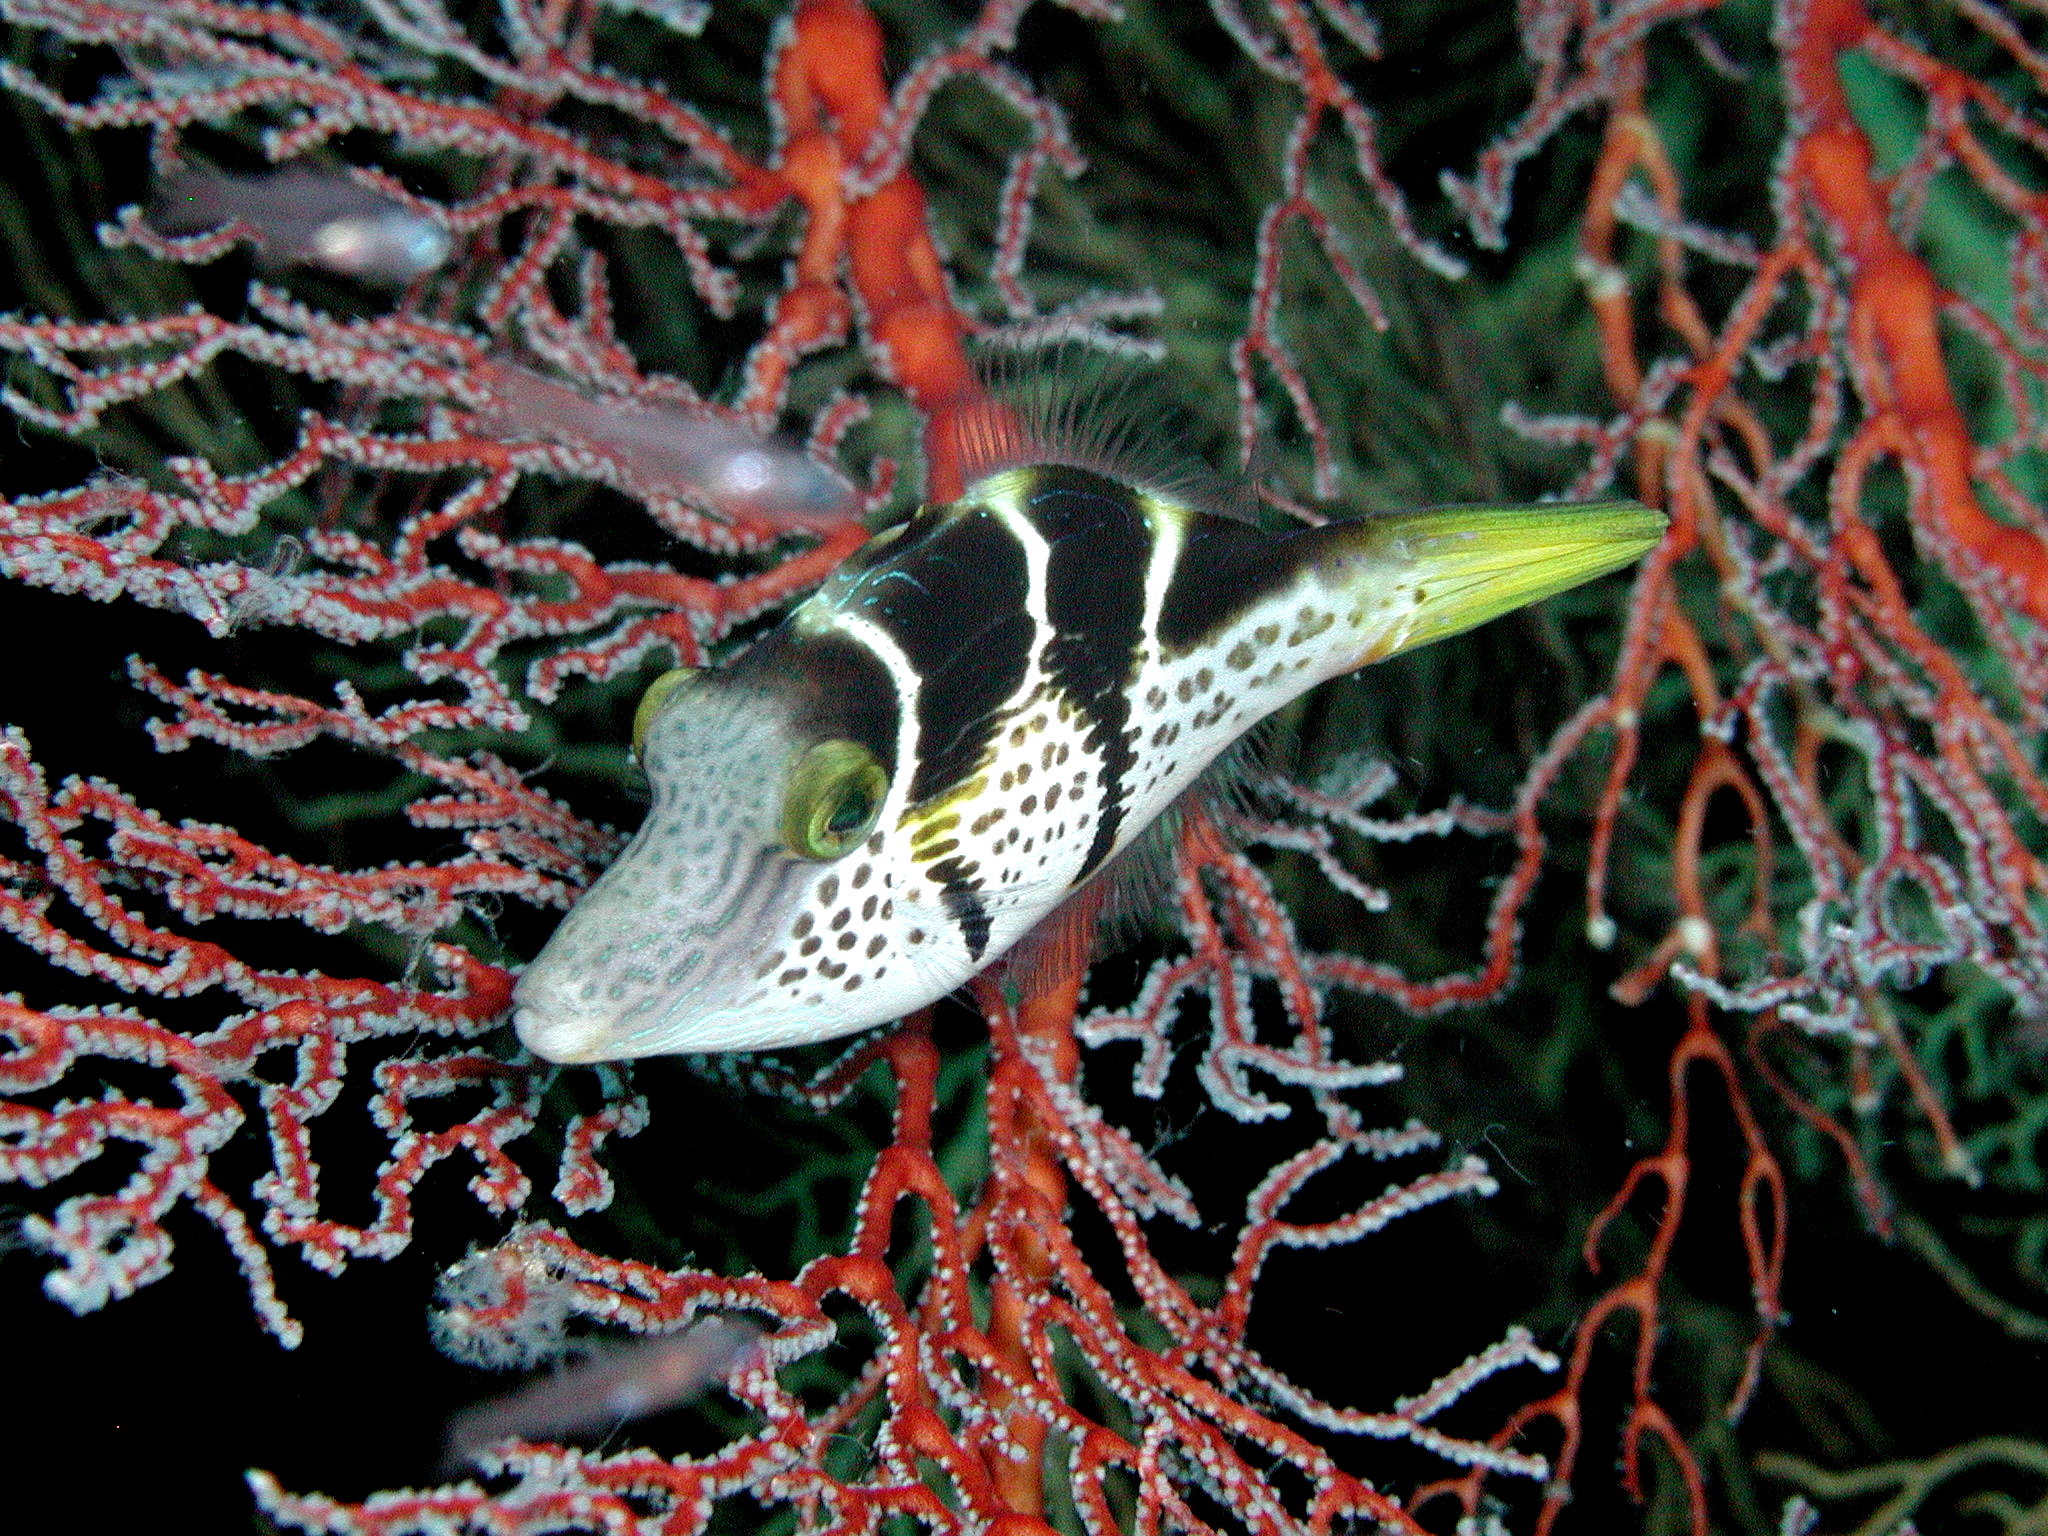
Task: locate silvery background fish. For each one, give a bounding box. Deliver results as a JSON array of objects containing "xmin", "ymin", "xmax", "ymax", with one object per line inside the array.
[
  {"xmin": 443, "ymin": 1317, "xmax": 760, "ymax": 1468},
  {"xmin": 149, "ymin": 166, "xmax": 453, "ymax": 286},
  {"xmin": 473, "ymin": 361, "xmax": 859, "ymax": 531},
  {"xmin": 514, "ymin": 382, "xmax": 1664, "ymax": 1062}
]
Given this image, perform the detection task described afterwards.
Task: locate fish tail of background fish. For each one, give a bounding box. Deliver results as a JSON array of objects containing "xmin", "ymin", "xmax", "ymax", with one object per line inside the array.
[{"xmin": 441, "ymin": 1317, "xmax": 761, "ymax": 1469}]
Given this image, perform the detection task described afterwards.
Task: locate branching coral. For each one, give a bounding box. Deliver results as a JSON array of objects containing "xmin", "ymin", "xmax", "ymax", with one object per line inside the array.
[{"xmin": 1, "ymin": 1, "xmax": 2043, "ymax": 1533}]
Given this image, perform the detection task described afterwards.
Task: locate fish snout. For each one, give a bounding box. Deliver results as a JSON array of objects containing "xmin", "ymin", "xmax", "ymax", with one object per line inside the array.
[
  {"xmin": 511, "ymin": 962, "xmax": 648, "ymax": 1065},
  {"xmin": 511, "ymin": 916, "xmax": 728, "ymax": 1063},
  {"xmin": 512, "ymin": 1001, "xmax": 617, "ymax": 1065}
]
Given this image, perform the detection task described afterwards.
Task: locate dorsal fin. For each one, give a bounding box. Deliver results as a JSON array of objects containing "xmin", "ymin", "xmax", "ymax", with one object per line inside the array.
[{"xmin": 947, "ymin": 344, "xmax": 1260, "ymax": 523}]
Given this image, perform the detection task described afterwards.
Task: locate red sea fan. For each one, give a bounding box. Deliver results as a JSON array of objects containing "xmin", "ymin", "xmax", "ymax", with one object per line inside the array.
[{"xmin": 3, "ymin": 2, "xmax": 2045, "ymax": 1534}]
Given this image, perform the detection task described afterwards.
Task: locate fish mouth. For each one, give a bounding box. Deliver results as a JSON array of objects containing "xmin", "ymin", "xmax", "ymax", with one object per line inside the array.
[
  {"xmin": 513, "ymin": 989, "xmax": 785, "ymax": 1063},
  {"xmin": 514, "ymin": 976, "xmax": 716, "ymax": 1065},
  {"xmin": 513, "ymin": 1003, "xmax": 620, "ymax": 1065}
]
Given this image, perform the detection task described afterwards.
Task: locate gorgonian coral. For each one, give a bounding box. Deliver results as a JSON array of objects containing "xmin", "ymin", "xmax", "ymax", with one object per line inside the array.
[{"xmin": 2, "ymin": 2, "xmax": 2043, "ymax": 1533}]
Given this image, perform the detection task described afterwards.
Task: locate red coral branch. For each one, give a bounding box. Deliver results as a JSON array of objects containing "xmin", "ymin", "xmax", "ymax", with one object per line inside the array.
[
  {"xmin": 1414, "ymin": 2, "xmax": 2048, "ymax": 1529},
  {"xmin": 5, "ymin": 0, "xmax": 2040, "ymax": 1530},
  {"xmin": 0, "ymin": 0, "xmax": 1578, "ymax": 1527}
]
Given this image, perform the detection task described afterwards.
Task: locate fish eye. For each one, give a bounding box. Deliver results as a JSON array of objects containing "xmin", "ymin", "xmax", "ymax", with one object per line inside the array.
[
  {"xmin": 632, "ymin": 666, "xmax": 702, "ymax": 759},
  {"xmin": 782, "ymin": 740, "xmax": 889, "ymax": 860}
]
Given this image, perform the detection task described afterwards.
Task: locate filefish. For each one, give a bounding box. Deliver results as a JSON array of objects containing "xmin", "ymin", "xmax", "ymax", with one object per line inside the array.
[
  {"xmin": 513, "ymin": 391, "xmax": 1663, "ymax": 1062},
  {"xmin": 148, "ymin": 166, "xmax": 453, "ymax": 286}
]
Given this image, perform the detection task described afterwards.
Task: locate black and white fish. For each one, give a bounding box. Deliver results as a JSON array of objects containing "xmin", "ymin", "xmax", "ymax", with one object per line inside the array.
[{"xmin": 513, "ymin": 389, "xmax": 1663, "ymax": 1061}]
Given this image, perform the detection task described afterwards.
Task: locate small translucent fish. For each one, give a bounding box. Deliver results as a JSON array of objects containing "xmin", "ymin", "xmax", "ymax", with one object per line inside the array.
[
  {"xmin": 513, "ymin": 383, "xmax": 1665, "ymax": 1062},
  {"xmin": 443, "ymin": 1317, "xmax": 760, "ymax": 1465},
  {"xmin": 474, "ymin": 361, "xmax": 859, "ymax": 529},
  {"xmin": 148, "ymin": 167, "xmax": 452, "ymax": 285}
]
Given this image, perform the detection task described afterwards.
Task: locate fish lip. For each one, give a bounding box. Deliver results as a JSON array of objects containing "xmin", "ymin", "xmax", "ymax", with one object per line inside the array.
[
  {"xmin": 513, "ymin": 971, "xmax": 744, "ymax": 1063},
  {"xmin": 512, "ymin": 987, "xmax": 674, "ymax": 1064},
  {"xmin": 513, "ymin": 999, "xmax": 754, "ymax": 1063},
  {"xmin": 512, "ymin": 1002, "xmax": 609, "ymax": 1065}
]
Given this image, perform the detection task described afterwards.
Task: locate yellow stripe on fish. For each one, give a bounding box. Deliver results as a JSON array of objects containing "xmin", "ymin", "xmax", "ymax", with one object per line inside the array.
[{"xmin": 514, "ymin": 447, "xmax": 1662, "ymax": 1062}]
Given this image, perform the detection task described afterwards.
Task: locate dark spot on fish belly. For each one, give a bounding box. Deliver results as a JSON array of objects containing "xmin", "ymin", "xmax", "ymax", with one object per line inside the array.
[
  {"xmin": 1286, "ymin": 607, "xmax": 1336, "ymax": 645},
  {"xmin": 926, "ymin": 855, "xmax": 992, "ymax": 960}
]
